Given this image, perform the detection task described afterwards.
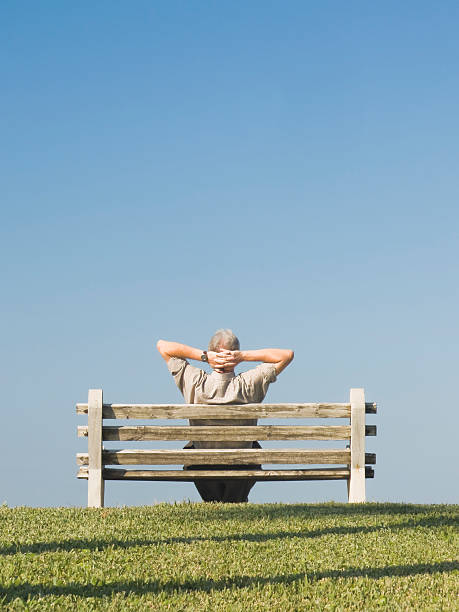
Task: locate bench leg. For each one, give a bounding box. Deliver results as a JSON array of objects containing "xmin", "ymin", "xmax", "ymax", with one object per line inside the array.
[
  {"xmin": 88, "ymin": 389, "xmax": 105, "ymax": 508},
  {"xmin": 348, "ymin": 388, "xmax": 366, "ymax": 503},
  {"xmin": 88, "ymin": 471, "xmax": 105, "ymax": 508}
]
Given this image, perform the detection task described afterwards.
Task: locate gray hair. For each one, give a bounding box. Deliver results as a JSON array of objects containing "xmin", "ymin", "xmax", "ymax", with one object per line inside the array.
[{"xmin": 208, "ymin": 329, "xmax": 240, "ymax": 352}]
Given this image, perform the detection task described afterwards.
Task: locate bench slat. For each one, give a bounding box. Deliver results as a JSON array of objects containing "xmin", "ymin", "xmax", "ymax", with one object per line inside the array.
[
  {"xmin": 78, "ymin": 425, "xmax": 351, "ymax": 441},
  {"xmin": 78, "ymin": 424, "xmax": 378, "ymax": 439},
  {"xmin": 76, "ymin": 403, "xmax": 377, "ymax": 418},
  {"xmin": 77, "ymin": 449, "xmax": 376, "ymax": 466},
  {"xmin": 77, "ymin": 467, "xmax": 375, "ymax": 480},
  {"xmin": 78, "ymin": 448, "xmax": 352, "ymax": 465},
  {"xmin": 77, "ymin": 403, "xmax": 357, "ymax": 419}
]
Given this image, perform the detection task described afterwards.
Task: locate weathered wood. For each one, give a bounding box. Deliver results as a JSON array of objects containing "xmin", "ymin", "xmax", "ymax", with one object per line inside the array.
[
  {"xmin": 76, "ymin": 403, "xmax": 353, "ymax": 419},
  {"xmin": 87, "ymin": 389, "xmax": 104, "ymax": 508},
  {"xmin": 78, "ymin": 424, "xmax": 377, "ymax": 439},
  {"xmin": 77, "ymin": 450, "xmax": 376, "ymax": 466},
  {"xmin": 348, "ymin": 388, "xmax": 366, "ymax": 503},
  {"xmin": 99, "ymin": 425, "xmax": 352, "ymax": 441},
  {"xmin": 77, "ymin": 388, "xmax": 377, "ymax": 503},
  {"xmin": 76, "ymin": 401, "xmax": 378, "ymax": 417},
  {"xmin": 77, "ymin": 466, "xmax": 375, "ymax": 480},
  {"xmin": 77, "ymin": 448, "xmax": 352, "ymax": 466}
]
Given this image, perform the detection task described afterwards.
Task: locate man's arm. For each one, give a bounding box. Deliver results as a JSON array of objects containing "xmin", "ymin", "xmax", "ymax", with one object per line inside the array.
[
  {"xmin": 156, "ymin": 339, "xmax": 222, "ymax": 371},
  {"xmin": 156, "ymin": 340, "xmax": 202, "ymax": 363},
  {"xmin": 218, "ymin": 348, "xmax": 294, "ymax": 374}
]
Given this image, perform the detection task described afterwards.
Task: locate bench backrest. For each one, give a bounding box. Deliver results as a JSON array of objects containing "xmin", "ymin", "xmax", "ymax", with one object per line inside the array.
[{"xmin": 76, "ymin": 388, "xmax": 377, "ymax": 507}]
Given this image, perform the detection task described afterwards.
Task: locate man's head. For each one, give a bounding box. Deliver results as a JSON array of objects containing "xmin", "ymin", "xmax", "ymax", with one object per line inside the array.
[{"xmin": 208, "ymin": 329, "xmax": 240, "ymax": 352}]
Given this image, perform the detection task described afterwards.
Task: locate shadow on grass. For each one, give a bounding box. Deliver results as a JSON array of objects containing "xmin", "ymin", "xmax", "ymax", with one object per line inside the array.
[
  {"xmin": 169, "ymin": 503, "xmax": 457, "ymax": 521},
  {"xmin": 1, "ymin": 561, "xmax": 458, "ymax": 602},
  {"xmin": 1, "ymin": 514, "xmax": 457, "ymax": 556},
  {"xmin": 140, "ymin": 502, "xmax": 455, "ymax": 524}
]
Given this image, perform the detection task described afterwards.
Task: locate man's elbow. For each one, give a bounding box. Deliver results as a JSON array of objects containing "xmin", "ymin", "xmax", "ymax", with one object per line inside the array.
[
  {"xmin": 274, "ymin": 350, "xmax": 294, "ymax": 375},
  {"xmin": 156, "ymin": 339, "xmax": 172, "ymax": 362},
  {"xmin": 156, "ymin": 339, "xmax": 167, "ymax": 355}
]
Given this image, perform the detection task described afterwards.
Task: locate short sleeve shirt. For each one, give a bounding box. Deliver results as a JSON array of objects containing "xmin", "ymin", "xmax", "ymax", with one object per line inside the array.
[{"xmin": 167, "ymin": 358, "xmax": 277, "ymax": 449}]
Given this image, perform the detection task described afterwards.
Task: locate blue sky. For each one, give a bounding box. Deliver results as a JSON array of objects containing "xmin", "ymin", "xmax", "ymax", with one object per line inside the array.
[{"xmin": 2, "ymin": 1, "xmax": 458, "ymax": 506}]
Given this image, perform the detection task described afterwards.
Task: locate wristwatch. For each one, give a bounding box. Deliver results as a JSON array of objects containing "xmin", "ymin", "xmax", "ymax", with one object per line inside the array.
[{"xmin": 201, "ymin": 351, "xmax": 208, "ymax": 362}]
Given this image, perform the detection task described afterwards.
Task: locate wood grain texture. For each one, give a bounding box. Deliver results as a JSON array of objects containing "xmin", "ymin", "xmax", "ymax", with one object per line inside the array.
[
  {"xmin": 77, "ymin": 466, "xmax": 375, "ymax": 480},
  {"xmin": 101, "ymin": 425, "xmax": 352, "ymax": 441},
  {"xmin": 77, "ymin": 424, "xmax": 378, "ymax": 440},
  {"xmin": 76, "ymin": 450, "xmax": 376, "ymax": 466},
  {"xmin": 76, "ymin": 402, "xmax": 377, "ymax": 417},
  {"xmin": 77, "ymin": 403, "xmax": 352, "ymax": 419},
  {"xmin": 97, "ymin": 448, "xmax": 352, "ymax": 465}
]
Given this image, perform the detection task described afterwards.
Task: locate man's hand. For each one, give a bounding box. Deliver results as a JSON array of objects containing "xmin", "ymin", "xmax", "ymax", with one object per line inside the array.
[
  {"xmin": 212, "ymin": 349, "xmax": 243, "ymax": 372},
  {"xmin": 206, "ymin": 351, "xmax": 223, "ymax": 372},
  {"xmin": 206, "ymin": 350, "xmax": 239, "ymax": 373}
]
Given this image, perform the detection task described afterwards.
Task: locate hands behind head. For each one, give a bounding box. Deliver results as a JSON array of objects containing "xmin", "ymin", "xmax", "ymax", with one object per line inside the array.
[{"xmin": 207, "ymin": 349, "xmax": 243, "ymax": 373}]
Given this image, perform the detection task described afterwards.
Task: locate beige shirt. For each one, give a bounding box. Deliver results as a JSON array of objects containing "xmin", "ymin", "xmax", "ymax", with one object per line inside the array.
[{"xmin": 167, "ymin": 357, "xmax": 277, "ymax": 449}]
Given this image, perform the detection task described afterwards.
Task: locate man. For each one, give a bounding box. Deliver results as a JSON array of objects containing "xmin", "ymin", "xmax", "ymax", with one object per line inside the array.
[{"xmin": 156, "ymin": 329, "xmax": 294, "ymax": 502}]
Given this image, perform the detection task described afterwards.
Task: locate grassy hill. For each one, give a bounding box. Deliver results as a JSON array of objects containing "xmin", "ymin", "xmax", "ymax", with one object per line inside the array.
[{"xmin": 1, "ymin": 503, "xmax": 457, "ymax": 610}]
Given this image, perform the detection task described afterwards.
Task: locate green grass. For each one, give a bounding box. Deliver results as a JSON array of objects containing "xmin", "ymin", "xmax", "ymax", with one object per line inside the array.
[{"xmin": 0, "ymin": 503, "xmax": 457, "ymax": 610}]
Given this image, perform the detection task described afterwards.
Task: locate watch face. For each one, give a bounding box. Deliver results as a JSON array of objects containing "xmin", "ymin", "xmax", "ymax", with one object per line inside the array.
[{"xmin": 201, "ymin": 352, "xmax": 208, "ymax": 362}]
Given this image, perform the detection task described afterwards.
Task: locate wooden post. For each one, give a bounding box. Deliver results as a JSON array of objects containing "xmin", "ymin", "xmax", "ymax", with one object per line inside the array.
[
  {"xmin": 348, "ymin": 388, "xmax": 365, "ymax": 503},
  {"xmin": 88, "ymin": 389, "xmax": 104, "ymax": 508}
]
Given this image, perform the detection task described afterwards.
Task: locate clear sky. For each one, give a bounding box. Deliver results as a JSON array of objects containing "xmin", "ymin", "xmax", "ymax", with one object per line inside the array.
[{"xmin": 2, "ymin": 1, "xmax": 458, "ymax": 507}]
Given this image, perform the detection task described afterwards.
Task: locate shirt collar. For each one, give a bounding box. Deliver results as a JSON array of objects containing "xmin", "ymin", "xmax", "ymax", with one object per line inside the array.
[{"xmin": 210, "ymin": 370, "xmax": 235, "ymax": 380}]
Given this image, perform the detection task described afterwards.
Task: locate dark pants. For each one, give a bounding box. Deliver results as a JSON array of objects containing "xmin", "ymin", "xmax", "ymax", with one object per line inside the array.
[{"xmin": 183, "ymin": 442, "xmax": 261, "ymax": 503}]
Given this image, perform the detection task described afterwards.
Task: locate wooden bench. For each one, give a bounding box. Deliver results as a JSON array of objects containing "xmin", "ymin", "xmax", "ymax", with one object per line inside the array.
[{"xmin": 77, "ymin": 388, "xmax": 377, "ymax": 507}]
